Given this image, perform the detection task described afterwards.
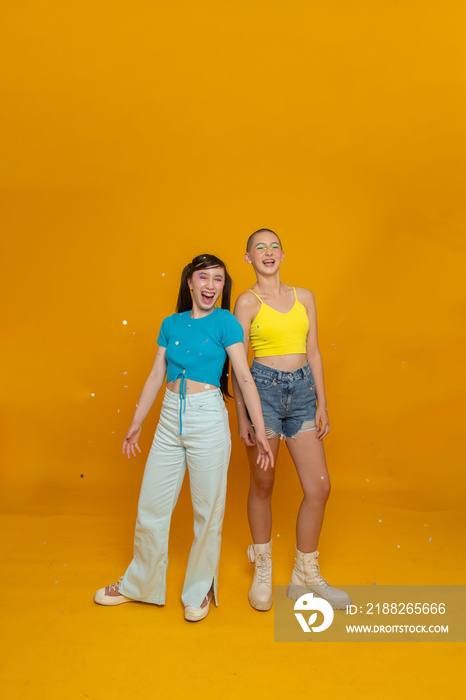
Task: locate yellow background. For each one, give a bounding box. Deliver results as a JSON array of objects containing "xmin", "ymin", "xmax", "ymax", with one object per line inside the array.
[{"xmin": 1, "ymin": 1, "xmax": 465, "ymax": 698}]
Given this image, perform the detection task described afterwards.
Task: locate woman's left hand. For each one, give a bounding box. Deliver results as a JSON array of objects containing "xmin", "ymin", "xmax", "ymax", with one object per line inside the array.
[
  {"xmin": 254, "ymin": 432, "xmax": 275, "ymax": 471},
  {"xmin": 315, "ymin": 407, "xmax": 330, "ymax": 440}
]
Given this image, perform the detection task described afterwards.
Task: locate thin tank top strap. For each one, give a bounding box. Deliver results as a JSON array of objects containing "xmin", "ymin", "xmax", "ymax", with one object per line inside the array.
[
  {"xmin": 292, "ymin": 287, "xmax": 298, "ymax": 301},
  {"xmin": 249, "ymin": 289, "xmax": 263, "ymax": 303}
]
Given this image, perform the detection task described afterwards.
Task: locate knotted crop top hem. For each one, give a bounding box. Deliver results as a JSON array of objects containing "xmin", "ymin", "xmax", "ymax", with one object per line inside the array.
[{"xmin": 249, "ymin": 287, "xmax": 309, "ymax": 357}]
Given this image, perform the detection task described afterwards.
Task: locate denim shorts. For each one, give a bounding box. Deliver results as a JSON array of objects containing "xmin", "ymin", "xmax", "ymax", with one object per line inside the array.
[{"xmin": 250, "ymin": 360, "xmax": 317, "ymax": 440}]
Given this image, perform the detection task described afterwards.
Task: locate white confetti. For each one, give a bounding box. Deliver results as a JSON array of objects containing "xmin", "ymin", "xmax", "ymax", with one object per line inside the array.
[
  {"xmin": 397, "ymin": 545, "xmax": 400, "ymax": 548},
  {"xmin": 122, "ymin": 320, "xmax": 127, "ymax": 325},
  {"xmin": 117, "ymin": 409, "xmax": 120, "ymax": 413},
  {"xmin": 124, "ymin": 385, "xmax": 128, "ymax": 388},
  {"xmin": 43, "ymin": 541, "xmax": 47, "ymax": 544},
  {"xmin": 205, "ymin": 384, "xmax": 210, "ymax": 389},
  {"xmin": 429, "ymin": 537, "xmax": 432, "ymax": 542},
  {"xmin": 55, "ymin": 581, "xmax": 59, "ymax": 584},
  {"xmin": 378, "ymin": 519, "xmax": 382, "ymax": 523},
  {"xmin": 91, "ymin": 393, "xmax": 95, "ymax": 397},
  {"xmin": 161, "ymin": 273, "xmax": 165, "ymax": 276},
  {"xmin": 366, "ymin": 478, "xmax": 370, "ymax": 482},
  {"xmin": 175, "ymin": 341, "xmax": 180, "ymax": 345},
  {"xmin": 320, "ymin": 476, "xmax": 324, "ymax": 480},
  {"xmin": 133, "ymin": 332, "xmax": 136, "ymax": 335},
  {"xmin": 277, "ymin": 534, "xmax": 280, "ymax": 537},
  {"xmin": 123, "ymin": 372, "xmax": 127, "ymax": 375}
]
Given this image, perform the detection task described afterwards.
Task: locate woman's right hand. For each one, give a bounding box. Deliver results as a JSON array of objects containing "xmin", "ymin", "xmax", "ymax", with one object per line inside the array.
[
  {"xmin": 238, "ymin": 418, "xmax": 257, "ymax": 447},
  {"xmin": 122, "ymin": 422, "xmax": 142, "ymax": 460},
  {"xmin": 254, "ymin": 431, "xmax": 274, "ymax": 472}
]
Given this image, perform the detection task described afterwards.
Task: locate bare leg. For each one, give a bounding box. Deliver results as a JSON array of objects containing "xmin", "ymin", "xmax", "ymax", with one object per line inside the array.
[
  {"xmin": 246, "ymin": 437, "xmax": 281, "ymax": 543},
  {"xmin": 286, "ymin": 429, "xmax": 331, "ymax": 552}
]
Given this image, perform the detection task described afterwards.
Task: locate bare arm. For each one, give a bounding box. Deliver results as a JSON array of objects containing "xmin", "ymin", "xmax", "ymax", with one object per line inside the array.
[
  {"xmin": 122, "ymin": 346, "xmax": 167, "ymax": 459},
  {"xmin": 232, "ymin": 292, "xmax": 260, "ymax": 446},
  {"xmin": 300, "ymin": 288, "xmax": 330, "ymax": 440},
  {"xmin": 227, "ymin": 342, "xmax": 274, "ymax": 471}
]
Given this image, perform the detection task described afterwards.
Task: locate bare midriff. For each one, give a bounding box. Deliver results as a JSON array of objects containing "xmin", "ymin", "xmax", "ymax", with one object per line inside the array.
[
  {"xmin": 254, "ymin": 352, "xmax": 308, "ymax": 371},
  {"xmin": 167, "ymin": 377, "xmax": 218, "ymax": 395}
]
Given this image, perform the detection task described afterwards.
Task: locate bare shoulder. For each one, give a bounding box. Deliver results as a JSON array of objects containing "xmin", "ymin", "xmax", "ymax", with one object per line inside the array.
[
  {"xmin": 294, "ymin": 286, "xmax": 315, "ymax": 307},
  {"xmin": 234, "ymin": 289, "xmax": 261, "ymax": 316}
]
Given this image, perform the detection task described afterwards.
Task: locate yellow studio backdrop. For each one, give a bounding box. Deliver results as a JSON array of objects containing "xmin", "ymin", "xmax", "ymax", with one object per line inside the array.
[{"xmin": 1, "ymin": 1, "xmax": 465, "ymax": 699}]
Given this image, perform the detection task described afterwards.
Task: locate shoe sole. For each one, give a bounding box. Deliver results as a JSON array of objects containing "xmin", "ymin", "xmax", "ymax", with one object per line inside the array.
[
  {"xmin": 94, "ymin": 592, "xmax": 132, "ymax": 606},
  {"xmin": 184, "ymin": 604, "xmax": 210, "ymax": 622},
  {"xmin": 248, "ymin": 592, "xmax": 273, "ymax": 611},
  {"xmin": 287, "ymin": 583, "xmax": 350, "ymax": 610}
]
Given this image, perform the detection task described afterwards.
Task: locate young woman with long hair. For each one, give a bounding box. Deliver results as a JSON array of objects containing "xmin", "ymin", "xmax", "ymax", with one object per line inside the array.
[
  {"xmin": 232, "ymin": 231, "xmax": 350, "ymax": 611},
  {"xmin": 94, "ymin": 254, "xmax": 273, "ymax": 621}
]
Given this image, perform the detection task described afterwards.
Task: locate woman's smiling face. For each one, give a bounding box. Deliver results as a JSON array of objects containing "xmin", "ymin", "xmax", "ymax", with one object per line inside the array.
[
  {"xmin": 245, "ymin": 231, "xmax": 284, "ymax": 272},
  {"xmin": 188, "ymin": 266, "xmax": 225, "ymax": 314}
]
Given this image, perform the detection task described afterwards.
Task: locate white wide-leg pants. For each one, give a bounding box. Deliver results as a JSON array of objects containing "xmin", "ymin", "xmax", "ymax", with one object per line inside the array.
[{"xmin": 119, "ymin": 388, "xmax": 231, "ymax": 608}]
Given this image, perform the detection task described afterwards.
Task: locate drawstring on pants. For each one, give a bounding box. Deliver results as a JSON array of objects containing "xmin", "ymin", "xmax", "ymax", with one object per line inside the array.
[{"xmin": 176, "ymin": 370, "xmax": 187, "ymax": 435}]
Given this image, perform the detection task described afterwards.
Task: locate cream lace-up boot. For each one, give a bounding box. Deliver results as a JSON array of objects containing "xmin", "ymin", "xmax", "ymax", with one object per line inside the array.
[
  {"xmin": 287, "ymin": 548, "xmax": 351, "ymax": 610},
  {"xmin": 247, "ymin": 540, "xmax": 273, "ymax": 611}
]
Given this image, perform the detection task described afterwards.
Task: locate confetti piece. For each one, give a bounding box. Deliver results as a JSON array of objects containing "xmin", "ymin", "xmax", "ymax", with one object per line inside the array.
[
  {"xmin": 117, "ymin": 409, "xmax": 120, "ymax": 413},
  {"xmin": 429, "ymin": 537, "xmax": 432, "ymax": 542},
  {"xmin": 111, "ymin": 431, "xmax": 115, "ymax": 434},
  {"xmin": 64, "ymin": 564, "xmax": 67, "ymax": 567},
  {"xmin": 91, "ymin": 393, "xmax": 95, "ymax": 397},
  {"xmin": 161, "ymin": 273, "xmax": 165, "ymax": 277},
  {"xmin": 43, "ymin": 541, "xmax": 47, "ymax": 544},
  {"xmin": 124, "ymin": 385, "xmax": 128, "ymax": 388},
  {"xmin": 55, "ymin": 581, "xmax": 59, "ymax": 584},
  {"xmin": 122, "ymin": 320, "xmax": 127, "ymax": 325},
  {"xmin": 133, "ymin": 332, "xmax": 136, "ymax": 335},
  {"xmin": 379, "ymin": 519, "xmax": 382, "ymax": 523},
  {"xmin": 123, "ymin": 372, "xmax": 127, "ymax": 375},
  {"xmin": 397, "ymin": 545, "xmax": 400, "ymax": 548},
  {"xmin": 366, "ymin": 478, "xmax": 370, "ymax": 482},
  {"xmin": 205, "ymin": 384, "xmax": 210, "ymax": 389},
  {"xmin": 320, "ymin": 476, "xmax": 324, "ymax": 480},
  {"xmin": 80, "ymin": 474, "xmax": 84, "ymax": 478},
  {"xmin": 175, "ymin": 341, "xmax": 180, "ymax": 345},
  {"xmin": 277, "ymin": 534, "xmax": 280, "ymax": 537}
]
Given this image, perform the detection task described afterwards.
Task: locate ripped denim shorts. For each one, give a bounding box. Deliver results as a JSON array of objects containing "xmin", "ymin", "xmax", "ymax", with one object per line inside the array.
[{"xmin": 250, "ymin": 360, "xmax": 317, "ymax": 440}]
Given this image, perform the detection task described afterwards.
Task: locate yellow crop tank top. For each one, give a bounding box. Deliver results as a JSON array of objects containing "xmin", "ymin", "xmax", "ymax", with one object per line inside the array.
[{"xmin": 249, "ymin": 288, "xmax": 309, "ymax": 357}]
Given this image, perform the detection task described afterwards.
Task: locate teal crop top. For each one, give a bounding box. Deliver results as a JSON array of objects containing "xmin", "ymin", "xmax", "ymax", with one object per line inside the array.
[{"xmin": 157, "ymin": 308, "xmax": 243, "ymax": 387}]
